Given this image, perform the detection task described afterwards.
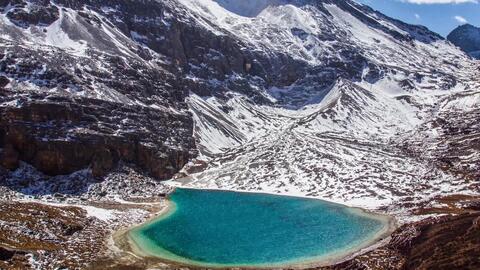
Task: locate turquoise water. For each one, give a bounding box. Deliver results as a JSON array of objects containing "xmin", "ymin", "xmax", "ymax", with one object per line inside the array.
[{"xmin": 129, "ymin": 188, "xmax": 389, "ymax": 268}]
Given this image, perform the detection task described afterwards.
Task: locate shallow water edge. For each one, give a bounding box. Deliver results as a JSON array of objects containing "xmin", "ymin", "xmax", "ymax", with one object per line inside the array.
[{"xmin": 116, "ymin": 188, "xmax": 397, "ymax": 269}]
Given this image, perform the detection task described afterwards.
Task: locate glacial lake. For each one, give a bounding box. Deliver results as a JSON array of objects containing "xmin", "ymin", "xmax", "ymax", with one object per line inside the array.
[{"xmin": 127, "ymin": 188, "xmax": 391, "ymax": 268}]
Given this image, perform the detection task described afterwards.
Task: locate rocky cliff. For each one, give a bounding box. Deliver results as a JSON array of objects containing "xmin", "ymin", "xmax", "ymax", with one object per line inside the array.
[{"xmin": 0, "ymin": 0, "xmax": 199, "ymax": 180}]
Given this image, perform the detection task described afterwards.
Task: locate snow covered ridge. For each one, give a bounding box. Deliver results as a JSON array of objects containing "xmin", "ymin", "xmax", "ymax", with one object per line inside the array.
[
  {"xmin": 0, "ymin": 0, "xmax": 478, "ymax": 216},
  {"xmin": 176, "ymin": 0, "xmax": 447, "ymax": 65},
  {"xmin": 206, "ymin": 0, "xmax": 283, "ymax": 17},
  {"xmin": 168, "ymin": 0, "xmax": 479, "ymax": 213}
]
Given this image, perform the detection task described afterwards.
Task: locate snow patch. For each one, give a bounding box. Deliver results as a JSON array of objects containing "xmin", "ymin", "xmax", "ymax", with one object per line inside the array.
[
  {"xmin": 80, "ymin": 205, "xmax": 116, "ymax": 221},
  {"xmin": 213, "ymin": 0, "xmax": 279, "ymax": 17}
]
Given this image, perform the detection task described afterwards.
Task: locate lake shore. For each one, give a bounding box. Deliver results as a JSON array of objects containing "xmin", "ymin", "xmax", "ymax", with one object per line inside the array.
[{"xmin": 115, "ymin": 188, "xmax": 396, "ymax": 270}]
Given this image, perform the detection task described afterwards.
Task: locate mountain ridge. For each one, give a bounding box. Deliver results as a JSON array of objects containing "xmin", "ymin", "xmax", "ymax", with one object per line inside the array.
[
  {"xmin": 0, "ymin": 0, "xmax": 479, "ymax": 268},
  {"xmin": 0, "ymin": 0, "xmax": 478, "ymax": 207}
]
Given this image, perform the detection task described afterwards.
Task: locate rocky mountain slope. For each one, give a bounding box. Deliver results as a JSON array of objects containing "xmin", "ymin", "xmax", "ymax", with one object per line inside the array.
[
  {"xmin": 0, "ymin": 0, "xmax": 198, "ymax": 180},
  {"xmin": 448, "ymin": 24, "xmax": 480, "ymax": 59},
  {"xmin": 167, "ymin": 0, "xmax": 479, "ymax": 216},
  {"xmin": 0, "ymin": 0, "xmax": 479, "ymax": 269}
]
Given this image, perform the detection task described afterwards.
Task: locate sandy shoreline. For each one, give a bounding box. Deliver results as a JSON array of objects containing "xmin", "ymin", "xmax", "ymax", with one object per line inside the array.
[{"xmin": 114, "ymin": 188, "xmax": 397, "ymax": 269}]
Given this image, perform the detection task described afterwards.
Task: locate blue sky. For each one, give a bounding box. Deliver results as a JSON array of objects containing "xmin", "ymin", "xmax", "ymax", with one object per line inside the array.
[{"xmin": 357, "ymin": 0, "xmax": 480, "ymax": 37}]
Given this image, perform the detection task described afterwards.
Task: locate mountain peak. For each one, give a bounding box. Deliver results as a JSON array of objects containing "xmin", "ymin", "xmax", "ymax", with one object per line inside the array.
[
  {"xmin": 207, "ymin": 0, "xmax": 282, "ymax": 17},
  {"xmin": 447, "ymin": 23, "xmax": 480, "ymax": 59}
]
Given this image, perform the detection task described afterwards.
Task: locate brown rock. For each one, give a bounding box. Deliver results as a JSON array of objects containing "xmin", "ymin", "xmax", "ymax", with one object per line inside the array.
[
  {"xmin": 0, "ymin": 144, "xmax": 19, "ymax": 170},
  {"xmin": 321, "ymin": 212, "xmax": 480, "ymax": 270},
  {"xmin": 402, "ymin": 213, "xmax": 480, "ymax": 270},
  {"xmin": 0, "ymin": 98, "xmax": 196, "ymax": 180},
  {"xmin": 91, "ymin": 148, "xmax": 115, "ymax": 177}
]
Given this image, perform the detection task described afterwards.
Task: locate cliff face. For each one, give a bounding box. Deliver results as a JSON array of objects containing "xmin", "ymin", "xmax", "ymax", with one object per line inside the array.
[
  {"xmin": 0, "ymin": 0, "xmax": 199, "ymax": 179},
  {"xmin": 0, "ymin": 94, "xmax": 195, "ymax": 179},
  {"xmin": 448, "ymin": 24, "xmax": 480, "ymax": 59}
]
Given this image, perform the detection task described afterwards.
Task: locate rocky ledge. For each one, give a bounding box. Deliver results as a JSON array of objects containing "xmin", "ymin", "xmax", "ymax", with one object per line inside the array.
[{"xmin": 0, "ymin": 91, "xmax": 195, "ymax": 179}]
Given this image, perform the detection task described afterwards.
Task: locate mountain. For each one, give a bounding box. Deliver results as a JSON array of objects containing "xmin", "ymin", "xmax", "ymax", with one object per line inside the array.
[
  {"xmin": 448, "ymin": 24, "xmax": 480, "ymax": 59},
  {"xmin": 0, "ymin": 0, "xmax": 479, "ymax": 269},
  {"xmin": 168, "ymin": 0, "xmax": 479, "ymax": 210}
]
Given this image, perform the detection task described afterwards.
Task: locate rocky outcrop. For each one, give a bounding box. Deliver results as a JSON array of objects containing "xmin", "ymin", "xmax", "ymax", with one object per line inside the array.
[
  {"xmin": 0, "ymin": 45, "xmax": 196, "ymax": 179},
  {"xmin": 0, "ymin": 0, "xmax": 199, "ymax": 180},
  {"xmin": 5, "ymin": 1, "xmax": 59, "ymax": 28},
  {"xmin": 0, "ymin": 93, "xmax": 196, "ymax": 179},
  {"xmin": 0, "ymin": 247, "xmax": 18, "ymax": 261}
]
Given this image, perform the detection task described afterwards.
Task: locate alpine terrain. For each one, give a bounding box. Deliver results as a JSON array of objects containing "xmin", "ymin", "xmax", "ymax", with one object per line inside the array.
[
  {"xmin": 448, "ymin": 23, "xmax": 480, "ymax": 59},
  {"xmin": 0, "ymin": 0, "xmax": 479, "ymax": 269}
]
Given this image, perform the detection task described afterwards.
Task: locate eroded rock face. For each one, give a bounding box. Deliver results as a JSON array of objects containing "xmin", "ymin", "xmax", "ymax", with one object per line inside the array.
[
  {"xmin": 0, "ymin": 93, "xmax": 196, "ymax": 179},
  {"xmin": 0, "ymin": 41, "xmax": 196, "ymax": 179},
  {"xmin": 0, "ymin": 0, "xmax": 59, "ymax": 28},
  {"xmin": 0, "ymin": 0, "xmax": 201, "ymax": 179},
  {"xmin": 0, "ymin": 144, "xmax": 19, "ymax": 170}
]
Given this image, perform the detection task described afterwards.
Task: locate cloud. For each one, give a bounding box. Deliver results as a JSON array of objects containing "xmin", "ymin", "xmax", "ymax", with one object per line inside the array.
[
  {"xmin": 454, "ymin": 15, "xmax": 468, "ymax": 23},
  {"xmin": 403, "ymin": 0, "xmax": 478, "ymax": 4},
  {"xmin": 414, "ymin": 13, "xmax": 421, "ymax": 19}
]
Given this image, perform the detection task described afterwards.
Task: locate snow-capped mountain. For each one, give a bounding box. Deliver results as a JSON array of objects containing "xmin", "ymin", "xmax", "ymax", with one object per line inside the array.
[
  {"xmin": 448, "ymin": 24, "xmax": 480, "ymax": 59},
  {"xmin": 1, "ymin": 0, "xmax": 480, "ymax": 269},
  {"xmin": 0, "ymin": 0, "xmax": 478, "ymax": 212},
  {"xmin": 168, "ymin": 0, "xmax": 479, "ymax": 213}
]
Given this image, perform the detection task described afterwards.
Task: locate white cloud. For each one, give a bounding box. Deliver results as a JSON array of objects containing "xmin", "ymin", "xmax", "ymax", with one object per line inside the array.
[
  {"xmin": 403, "ymin": 0, "xmax": 478, "ymax": 4},
  {"xmin": 414, "ymin": 13, "xmax": 421, "ymax": 19},
  {"xmin": 454, "ymin": 15, "xmax": 468, "ymax": 23}
]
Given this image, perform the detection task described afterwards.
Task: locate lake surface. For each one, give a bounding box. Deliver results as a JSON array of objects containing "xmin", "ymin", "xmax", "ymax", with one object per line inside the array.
[{"xmin": 128, "ymin": 188, "xmax": 391, "ymax": 268}]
